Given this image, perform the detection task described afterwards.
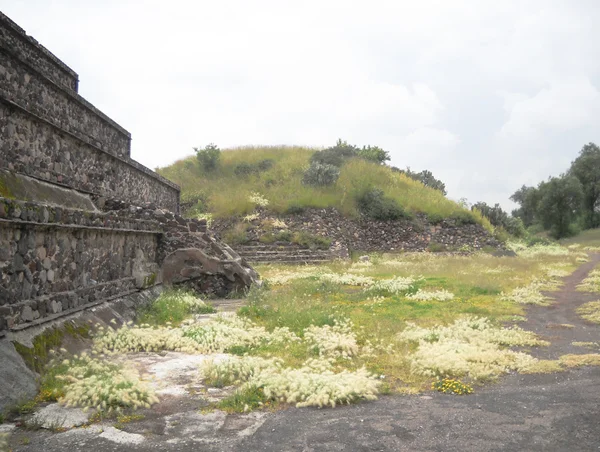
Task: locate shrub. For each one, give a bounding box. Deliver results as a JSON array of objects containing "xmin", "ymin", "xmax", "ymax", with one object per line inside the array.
[
  {"xmin": 355, "ymin": 188, "xmax": 409, "ymax": 221},
  {"xmin": 292, "ymin": 231, "xmax": 331, "ymax": 250},
  {"xmin": 449, "ymin": 211, "xmax": 477, "ymax": 225},
  {"xmin": 234, "ymin": 162, "xmax": 255, "ymax": 177},
  {"xmin": 257, "ymin": 159, "xmax": 274, "ymax": 171},
  {"xmin": 194, "ymin": 143, "xmax": 221, "ymax": 172},
  {"xmin": 357, "ymin": 145, "xmax": 390, "ymax": 164},
  {"xmin": 504, "ymin": 216, "xmax": 526, "ymax": 237},
  {"xmin": 46, "ymin": 354, "xmax": 159, "ymax": 412},
  {"xmin": 222, "ymin": 223, "xmax": 250, "ymax": 245},
  {"xmin": 137, "ymin": 290, "xmax": 215, "ymax": 326},
  {"xmin": 234, "ymin": 159, "xmax": 274, "ymax": 177},
  {"xmin": 427, "ymin": 242, "xmax": 447, "ymax": 252},
  {"xmin": 427, "ymin": 213, "xmax": 444, "ymax": 225},
  {"xmin": 311, "ymin": 139, "xmax": 359, "ymax": 167},
  {"xmin": 285, "ymin": 203, "xmax": 305, "ymax": 215},
  {"xmin": 302, "ymin": 162, "xmax": 340, "ymax": 186}
]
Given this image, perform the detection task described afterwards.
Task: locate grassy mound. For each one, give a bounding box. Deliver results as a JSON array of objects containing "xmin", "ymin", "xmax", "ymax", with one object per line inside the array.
[{"xmin": 157, "ymin": 145, "xmax": 490, "ymax": 229}]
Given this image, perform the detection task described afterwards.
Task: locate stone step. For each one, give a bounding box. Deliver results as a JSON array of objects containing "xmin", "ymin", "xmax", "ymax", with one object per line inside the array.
[
  {"xmin": 238, "ymin": 249, "xmax": 332, "ymax": 256},
  {"xmin": 251, "ymin": 259, "xmax": 331, "ymax": 266},
  {"xmin": 236, "ymin": 244, "xmax": 310, "ymax": 252},
  {"xmin": 245, "ymin": 255, "xmax": 332, "ymax": 263}
]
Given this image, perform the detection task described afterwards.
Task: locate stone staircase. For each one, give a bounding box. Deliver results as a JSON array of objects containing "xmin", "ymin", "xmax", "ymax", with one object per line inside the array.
[{"xmin": 235, "ymin": 243, "xmax": 338, "ymax": 265}]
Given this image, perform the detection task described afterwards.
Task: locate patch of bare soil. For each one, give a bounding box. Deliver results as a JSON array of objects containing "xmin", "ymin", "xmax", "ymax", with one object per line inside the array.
[{"xmin": 519, "ymin": 253, "xmax": 600, "ymax": 359}]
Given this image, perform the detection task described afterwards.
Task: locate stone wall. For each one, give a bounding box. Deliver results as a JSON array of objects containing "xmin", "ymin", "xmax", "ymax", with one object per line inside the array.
[
  {"xmin": 211, "ymin": 208, "xmax": 503, "ymax": 253},
  {"xmin": 0, "ymin": 12, "xmax": 78, "ymax": 92},
  {"xmin": 0, "ymin": 197, "xmax": 161, "ymax": 333},
  {"xmin": 0, "ymin": 102, "xmax": 180, "ymax": 211},
  {"xmin": 0, "ymin": 13, "xmax": 258, "ymax": 337},
  {"xmin": 0, "ymin": 16, "xmax": 180, "ymax": 212}
]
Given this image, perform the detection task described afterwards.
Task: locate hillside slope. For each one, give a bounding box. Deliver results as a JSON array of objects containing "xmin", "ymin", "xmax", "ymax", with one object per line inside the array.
[{"xmin": 158, "ymin": 145, "xmax": 491, "ymax": 230}]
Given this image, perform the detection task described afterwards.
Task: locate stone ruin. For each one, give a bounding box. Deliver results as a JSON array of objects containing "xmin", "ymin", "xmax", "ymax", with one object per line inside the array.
[{"xmin": 0, "ymin": 12, "xmax": 258, "ymax": 337}]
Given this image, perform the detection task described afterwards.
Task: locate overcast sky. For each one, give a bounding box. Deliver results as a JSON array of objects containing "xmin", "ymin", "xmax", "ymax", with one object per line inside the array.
[{"xmin": 3, "ymin": 0, "xmax": 600, "ymax": 210}]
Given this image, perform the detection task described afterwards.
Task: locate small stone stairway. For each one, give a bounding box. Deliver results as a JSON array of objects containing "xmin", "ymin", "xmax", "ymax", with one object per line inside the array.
[{"xmin": 235, "ymin": 243, "xmax": 338, "ymax": 265}]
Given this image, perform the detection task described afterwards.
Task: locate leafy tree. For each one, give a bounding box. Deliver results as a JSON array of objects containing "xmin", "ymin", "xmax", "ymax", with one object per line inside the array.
[
  {"xmin": 472, "ymin": 202, "xmax": 526, "ymax": 237},
  {"xmin": 394, "ymin": 167, "xmax": 447, "ymax": 195},
  {"xmin": 358, "ymin": 145, "xmax": 390, "ymax": 164},
  {"xmin": 568, "ymin": 142, "xmax": 600, "ymax": 228},
  {"xmin": 312, "ymin": 139, "xmax": 390, "ymax": 167},
  {"xmin": 194, "ymin": 143, "xmax": 221, "ymax": 172},
  {"xmin": 311, "ymin": 139, "xmax": 359, "ymax": 167},
  {"xmin": 509, "ymin": 185, "xmax": 541, "ymax": 227},
  {"xmin": 536, "ymin": 175, "xmax": 583, "ymax": 239}
]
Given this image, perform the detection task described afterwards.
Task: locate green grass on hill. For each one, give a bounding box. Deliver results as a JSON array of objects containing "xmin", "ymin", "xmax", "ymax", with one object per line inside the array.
[{"xmin": 157, "ymin": 145, "xmax": 491, "ymax": 229}]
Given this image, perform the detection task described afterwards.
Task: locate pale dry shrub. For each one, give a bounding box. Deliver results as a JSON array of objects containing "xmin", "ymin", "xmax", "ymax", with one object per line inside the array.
[
  {"xmin": 0, "ymin": 433, "xmax": 8, "ymax": 452},
  {"xmin": 507, "ymin": 242, "xmax": 569, "ymax": 257},
  {"xmin": 407, "ymin": 289, "xmax": 454, "ymax": 302},
  {"xmin": 572, "ymin": 341, "xmax": 599, "ymax": 348},
  {"xmin": 95, "ymin": 315, "xmax": 298, "ymax": 355},
  {"xmin": 248, "ymin": 192, "xmax": 269, "ymax": 207},
  {"xmin": 576, "ymin": 301, "xmax": 600, "ymax": 324},
  {"xmin": 184, "ymin": 314, "xmax": 299, "ymax": 352},
  {"xmin": 397, "ymin": 316, "xmax": 547, "ymax": 380},
  {"xmin": 57, "ymin": 354, "xmax": 158, "ymax": 412},
  {"xmin": 202, "ymin": 356, "xmax": 380, "ymax": 408},
  {"xmin": 304, "ymin": 319, "xmax": 359, "ymax": 359},
  {"xmin": 365, "ymin": 276, "xmax": 420, "ymax": 295},
  {"xmin": 577, "ymin": 269, "xmax": 600, "ymax": 293},
  {"xmin": 263, "ymin": 266, "xmax": 322, "ymax": 285},
  {"xmin": 318, "ymin": 272, "xmax": 374, "ymax": 286},
  {"xmin": 94, "ymin": 324, "xmax": 202, "ymax": 354},
  {"xmin": 501, "ymin": 281, "xmax": 551, "ymax": 306},
  {"xmin": 559, "ymin": 354, "xmax": 600, "ymax": 367}
]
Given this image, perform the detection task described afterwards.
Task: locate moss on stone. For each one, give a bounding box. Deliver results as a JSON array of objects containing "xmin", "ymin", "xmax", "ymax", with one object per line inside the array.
[
  {"xmin": 144, "ymin": 272, "xmax": 157, "ymax": 287},
  {"xmin": 13, "ymin": 321, "xmax": 91, "ymax": 374},
  {"xmin": 0, "ymin": 174, "xmax": 15, "ymax": 199}
]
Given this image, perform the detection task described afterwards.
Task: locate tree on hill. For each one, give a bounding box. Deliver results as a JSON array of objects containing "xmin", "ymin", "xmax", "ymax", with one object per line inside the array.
[
  {"xmin": 194, "ymin": 143, "xmax": 221, "ymax": 172},
  {"xmin": 358, "ymin": 145, "xmax": 390, "ymax": 164},
  {"xmin": 536, "ymin": 175, "xmax": 583, "ymax": 239},
  {"xmin": 568, "ymin": 142, "xmax": 600, "ymax": 228},
  {"xmin": 393, "ymin": 167, "xmax": 447, "ymax": 195},
  {"xmin": 472, "ymin": 201, "xmax": 526, "ymax": 237},
  {"xmin": 310, "ymin": 139, "xmax": 390, "ymax": 167},
  {"xmin": 510, "ymin": 185, "xmax": 541, "ymax": 227}
]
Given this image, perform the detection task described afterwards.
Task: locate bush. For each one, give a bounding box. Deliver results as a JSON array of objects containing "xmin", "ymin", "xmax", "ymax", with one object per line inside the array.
[
  {"xmin": 285, "ymin": 203, "xmax": 305, "ymax": 215},
  {"xmin": 427, "ymin": 213, "xmax": 444, "ymax": 225},
  {"xmin": 504, "ymin": 217, "xmax": 526, "ymax": 238},
  {"xmin": 292, "ymin": 231, "xmax": 331, "ymax": 250},
  {"xmin": 234, "ymin": 162, "xmax": 255, "ymax": 177},
  {"xmin": 526, "ymin": 236, "xmax": 553, "ymax": 247},
  {"xmin": 257, "ymin": 159, "xmax": 274, "ymax": 171},
  {"xmin": 357, "ymin": 145, "xmax": 390, "ymax": 164},
  {"xmin": 427, "ymin": 242, "xmax": 447, "ymax": 252},
  {"xmin": 222, "ymin": 223, "xmax": 250, "ymax": 245},
  {"xmin": 259, "ymin": 230, "xmax": 293, "ymax": 244},
  {"xmin": 195, "ymin": 143, "xmax": 221, "ymax": 172},
  {"xmin": 449, "ymin": 211, "xmax": 477, "ymax": 225},
  {"xmin": 355, "ymin": 188, "xmax": 410, "ymax": 221},
  {"xmin": 234, "ymin": 159, "xmax": 274, "ymax": 177},
  {"xmin": 311, "ymin": 139, "xmax": 359, "ymax": 167},
  {"xmin": 302, "ymin": 162, "xmax": 340, "ymax": 187}
]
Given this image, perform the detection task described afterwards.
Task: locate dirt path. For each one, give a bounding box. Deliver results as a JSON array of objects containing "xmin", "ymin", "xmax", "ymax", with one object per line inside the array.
[
  {"xmin": 520, "ymin": 253, "xmax": 600, "ymax": 359},
  {"xmin": 7, "ymin": 256, "xmax": 600, "ymax": 451}
]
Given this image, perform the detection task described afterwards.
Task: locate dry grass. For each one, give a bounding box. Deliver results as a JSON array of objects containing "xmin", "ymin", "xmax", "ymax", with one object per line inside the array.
[{"xmin": 576, "ymin": 301, "xmax": 600, "ymax": 324}]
